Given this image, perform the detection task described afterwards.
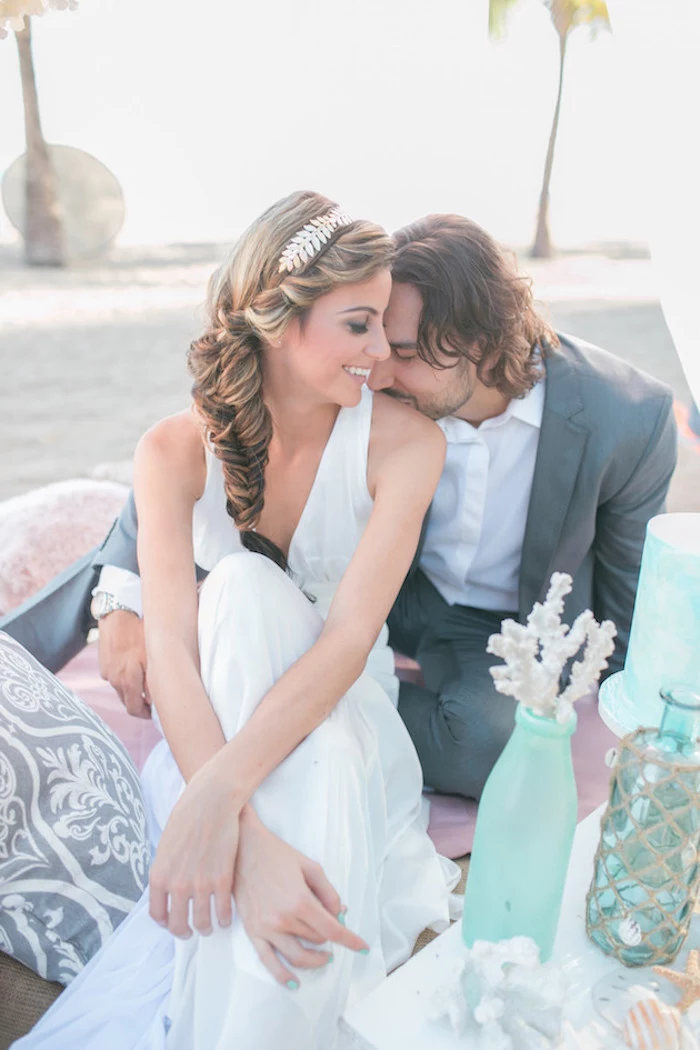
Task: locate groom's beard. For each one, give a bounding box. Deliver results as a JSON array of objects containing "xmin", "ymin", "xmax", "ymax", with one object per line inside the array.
[{"xmin": 382, "ymin": 360, "xmax": 476, "ymax": 421}]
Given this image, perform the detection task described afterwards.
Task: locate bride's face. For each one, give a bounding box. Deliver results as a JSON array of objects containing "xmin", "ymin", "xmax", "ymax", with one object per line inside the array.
[{"xmin": 274, "ymin": 269, "xmax": 392, "ymax": 406}]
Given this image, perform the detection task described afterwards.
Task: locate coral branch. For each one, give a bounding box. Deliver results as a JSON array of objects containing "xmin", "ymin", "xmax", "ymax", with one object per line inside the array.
[{"xmin": 487, "ymin": 572, "xmax": 617, "ymax": 721}]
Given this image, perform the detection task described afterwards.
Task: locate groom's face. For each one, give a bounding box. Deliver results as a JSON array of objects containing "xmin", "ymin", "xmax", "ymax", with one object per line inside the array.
[{"xmin": 370, "ymin": 282, "xmax": 476, "ymax": 421}]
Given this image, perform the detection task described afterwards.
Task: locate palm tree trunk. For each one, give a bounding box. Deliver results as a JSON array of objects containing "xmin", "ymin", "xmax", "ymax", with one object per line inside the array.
[
  {"xmin": 531, "ymin": 31, "xmax": 568, "ymax": 259},
  {"xmin": 15, "ymin": 19, "xmax": 64, "ymax": 266}
]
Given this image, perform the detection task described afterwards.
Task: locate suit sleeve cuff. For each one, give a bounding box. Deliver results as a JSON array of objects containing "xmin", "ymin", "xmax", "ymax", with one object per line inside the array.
[{"xmin": 93, "ymin": 566, "xmax": 143, "ymax": 618}]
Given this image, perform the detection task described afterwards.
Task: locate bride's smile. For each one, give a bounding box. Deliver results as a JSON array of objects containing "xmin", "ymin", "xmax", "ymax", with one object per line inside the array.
[{"xmin": 264, "ymin": 269, "xmax": 393, "ymax": 412}]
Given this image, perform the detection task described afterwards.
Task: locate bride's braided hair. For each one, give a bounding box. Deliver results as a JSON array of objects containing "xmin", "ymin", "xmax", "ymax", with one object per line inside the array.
[{"xmin": 188, "ymin": 191, "xmax": 394, "ymax": 570}]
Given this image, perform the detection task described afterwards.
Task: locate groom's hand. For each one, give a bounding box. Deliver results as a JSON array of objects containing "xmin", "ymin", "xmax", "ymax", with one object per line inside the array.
[{"xmin": 97, "ymin": 610, "xmax": 151, "ymax": 719}]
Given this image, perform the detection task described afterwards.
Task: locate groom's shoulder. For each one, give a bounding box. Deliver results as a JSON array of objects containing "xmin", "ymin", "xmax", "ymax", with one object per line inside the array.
[{"xmin": 550, "ymin": 332, "xmax": 673, "ymax": 417}]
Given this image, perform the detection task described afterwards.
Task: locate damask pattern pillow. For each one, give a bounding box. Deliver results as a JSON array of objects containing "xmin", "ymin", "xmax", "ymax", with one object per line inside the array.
[{"xmin": 0, "ymin": 631, "xmax": 149, "ymax": 985}]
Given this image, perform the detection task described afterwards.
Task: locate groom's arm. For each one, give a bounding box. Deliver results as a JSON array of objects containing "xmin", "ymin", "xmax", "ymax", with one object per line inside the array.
[
  {"xmin": 91, "ymin": 491, "xmax": 154, "ymax": 718},
  {"xmin": 94, "ymin": 489, "xmax": 139, "ymax": 573},
  {"xmin": 592, "ymin": 391, "xmax": 676, "ymax": 675}
]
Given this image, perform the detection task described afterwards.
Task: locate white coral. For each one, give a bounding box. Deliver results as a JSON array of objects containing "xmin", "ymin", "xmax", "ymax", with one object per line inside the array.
[
  {"xmin": 487, "ymin": 573, "xmax": 617, "ymax": 722},
  {"xmin": 430, "ymin": 936, "xmax": 569, "ymax": 1048}
]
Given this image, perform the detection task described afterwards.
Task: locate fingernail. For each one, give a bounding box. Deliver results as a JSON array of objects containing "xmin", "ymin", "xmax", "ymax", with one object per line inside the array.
[
  {"xmin": 337, "ymin": 912, "xmax": 346, "ymax": 926},
  {"xmin": 359, "ymin": 948, "xmax": 369, "ymax": 955},
  {"xmin": 287, "ymin": 979, "xmax": 299, "ymax": 991},
  {"xmin": 324, "ymin": 954, "xmax": 334, "ymax": 966}
]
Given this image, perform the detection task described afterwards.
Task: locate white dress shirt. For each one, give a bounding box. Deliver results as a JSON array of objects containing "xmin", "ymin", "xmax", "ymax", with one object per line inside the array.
[
  {"xmin": 97, "ymin": 380, "xmax": 546, "ymax": 617},
  {"xmin": 421, "ymin": 378, "xmax": 545, "ymax": 612},
  {"xmin": 94, "ymin": 564, "xmax": 143, "ymax": 616}
]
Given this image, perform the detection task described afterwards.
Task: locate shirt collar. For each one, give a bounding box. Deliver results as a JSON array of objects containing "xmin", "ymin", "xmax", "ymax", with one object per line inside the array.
[{"xmin": 437, "ymin": 376, "xmax": 546, "ymax": 444}]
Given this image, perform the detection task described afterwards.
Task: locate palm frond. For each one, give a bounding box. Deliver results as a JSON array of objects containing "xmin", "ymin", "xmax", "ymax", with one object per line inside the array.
[
  {"xmin": 546, "ymin": 0, "xmax": 611, "ymax": 38},
  {"xmin": 488, "ymin": 0, "xmax": 522, "ymax": 39}
]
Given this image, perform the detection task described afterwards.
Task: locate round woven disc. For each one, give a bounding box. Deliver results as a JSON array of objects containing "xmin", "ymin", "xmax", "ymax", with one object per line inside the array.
[{"xmin": 1, "ymin": 144, "xmax": 125, "ymax": 259}]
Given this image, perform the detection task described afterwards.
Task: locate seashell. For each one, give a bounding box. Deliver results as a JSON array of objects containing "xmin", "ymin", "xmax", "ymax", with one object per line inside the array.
[
  {"xmin": 623, "ymin": 998, "xmax": 682, "ymax": 1050},
  {"xmin": 681, "ymin": 842, "xmax": 697, "ymax": 868},
  {"xmin": 619, "ymin": 916, "xmax": 644, "ymax": 947}
]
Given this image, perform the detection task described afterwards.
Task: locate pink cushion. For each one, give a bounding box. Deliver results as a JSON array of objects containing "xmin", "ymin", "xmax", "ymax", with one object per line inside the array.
[{"xmin": 0, "ymin": 481, "xmax": 128, "ymax": 616}]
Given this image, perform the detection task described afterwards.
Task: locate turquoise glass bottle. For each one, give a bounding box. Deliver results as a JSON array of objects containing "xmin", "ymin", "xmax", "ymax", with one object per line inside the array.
[
  {"xmin": 462, "ymin": 705, "xmax": 578, "ymax": 961},
  {"xmin": 585, "ymin": 686, "xmax": 700, "ymax": 966}
]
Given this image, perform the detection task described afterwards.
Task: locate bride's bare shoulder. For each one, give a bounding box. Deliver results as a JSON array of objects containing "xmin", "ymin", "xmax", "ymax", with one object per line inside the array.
[
  {"xmin": 370, "ymin": 390, "xmax": 444, "ymax": 452},
  {"xmin": 135, "ymin": 408, "xmax": 206, "ymax": 498},
  {"xmin": 367, "ymin": 392, "xmax": 445, "ymax": 493}
]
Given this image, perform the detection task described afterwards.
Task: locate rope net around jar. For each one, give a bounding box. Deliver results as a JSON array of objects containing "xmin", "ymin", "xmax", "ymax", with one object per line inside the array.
[{"xmin": 585, "ymin": 728, "xmax": 700, "ymax": 966}]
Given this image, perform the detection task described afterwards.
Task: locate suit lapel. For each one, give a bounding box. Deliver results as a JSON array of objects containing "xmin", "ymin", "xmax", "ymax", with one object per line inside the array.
[{"xmin": 519, "ymin": 348, "xmax": 589, "ymax": 619}]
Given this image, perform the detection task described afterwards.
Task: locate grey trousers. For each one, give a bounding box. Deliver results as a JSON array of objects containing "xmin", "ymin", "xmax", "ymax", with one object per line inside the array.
[{"xmin": 389, "ymin": 570, "xmax": 517, "ymax": 801}]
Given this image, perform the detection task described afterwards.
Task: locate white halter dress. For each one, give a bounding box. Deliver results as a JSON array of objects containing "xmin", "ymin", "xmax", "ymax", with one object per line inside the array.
[{"xmin": 14, "ymin": 387, "xmax": 458, "ymax": 1050}]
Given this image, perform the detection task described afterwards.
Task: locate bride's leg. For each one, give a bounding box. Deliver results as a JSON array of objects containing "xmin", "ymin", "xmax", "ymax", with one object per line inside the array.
[
  {"xmin": 166, "ymin": 553, "xmax": 384, "ymax": 1050},
  {"xmin": 197, "ymin": 551, "xmax": 325, "ymax": 738}
]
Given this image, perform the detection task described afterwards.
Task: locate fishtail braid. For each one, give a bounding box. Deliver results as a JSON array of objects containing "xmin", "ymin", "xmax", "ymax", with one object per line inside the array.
[{"xmin": 188, "ymin": 303, "xmax": 286, "ymax": 569}]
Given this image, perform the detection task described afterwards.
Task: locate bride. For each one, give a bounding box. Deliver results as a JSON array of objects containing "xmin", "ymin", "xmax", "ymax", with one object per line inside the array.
[{"xmin": 14, "ymin": 191, "xmax": 458, "ymax": 1049}]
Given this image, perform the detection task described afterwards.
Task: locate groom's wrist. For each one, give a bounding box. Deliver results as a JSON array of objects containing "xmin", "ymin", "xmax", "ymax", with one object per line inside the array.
[{"xmin": 92, "ymin": 565, "xmax": 143, "ymax": 617}]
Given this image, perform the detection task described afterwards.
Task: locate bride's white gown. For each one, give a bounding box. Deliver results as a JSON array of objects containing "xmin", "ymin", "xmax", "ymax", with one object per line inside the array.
[{"xmin": 13, "ymin": 388, "xmax": 458, "ymax": 1050}]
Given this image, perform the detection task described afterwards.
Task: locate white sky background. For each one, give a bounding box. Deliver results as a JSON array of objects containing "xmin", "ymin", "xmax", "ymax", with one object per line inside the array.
[{"xmin": 0, "ymin": 0, "xmax": 650, "ymax": 249}]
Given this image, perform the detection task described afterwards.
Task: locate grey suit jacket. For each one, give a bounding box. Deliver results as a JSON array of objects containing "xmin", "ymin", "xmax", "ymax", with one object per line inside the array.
[
  {"xmin": 517, "ymin": 334, "xmax": 675, "ymax": 674},
  {"xmin": 0, "ymin": 333, "xmax": 676, "ymax": 676}
]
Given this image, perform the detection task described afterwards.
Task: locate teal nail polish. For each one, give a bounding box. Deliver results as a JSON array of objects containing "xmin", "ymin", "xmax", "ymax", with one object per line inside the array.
[
  {"xmin": 286, "ymin": 979, "xmax": 299, "ymax": 991},
  {"xmin": 359, "ymin": 948, "xmax": 369, "ymax": 956},
  {"xmin": 337, "ymin": 912, "xmax": 346, "ymax": 926},
  {"xmin": 324, "ymin": 954, "xmax": 334, "ymax": 966}
]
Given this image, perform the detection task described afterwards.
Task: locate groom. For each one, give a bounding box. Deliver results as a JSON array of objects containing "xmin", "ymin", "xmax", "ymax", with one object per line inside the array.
[
  {"xmin": 374, "ymin": 215, "xmax": 676, "ymax": 797},
  {"xmin": 0, "ymin": 214, "xmax": 677, "ymax": 799}
]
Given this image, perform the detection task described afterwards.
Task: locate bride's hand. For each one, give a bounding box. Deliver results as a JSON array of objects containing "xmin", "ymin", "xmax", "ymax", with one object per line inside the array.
[
  {"xmin": 234, "ymin": 807, "xmax": 369, "ymax": 987},
  {"xmin": 149, "ymin": 763, "xmax": 240, "ymax": 938}
]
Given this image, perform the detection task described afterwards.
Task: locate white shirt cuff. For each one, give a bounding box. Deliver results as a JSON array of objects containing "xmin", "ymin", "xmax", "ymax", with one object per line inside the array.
[{"xmin": 93, "ymin": 566, "xmax": 143, "ymax": 617}]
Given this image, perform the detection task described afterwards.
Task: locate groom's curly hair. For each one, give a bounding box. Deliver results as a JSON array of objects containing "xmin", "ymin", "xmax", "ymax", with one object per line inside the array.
[
  {"xmin": 187, "ymin": 191, "xmax": 394, "ymax": 570},
  {"xmin": 392, "ymin": 215, "xmax": 558, "ymax": 400}
]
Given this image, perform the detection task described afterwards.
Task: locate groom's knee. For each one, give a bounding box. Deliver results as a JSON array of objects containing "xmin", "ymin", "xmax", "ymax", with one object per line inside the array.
[
  {"xmin": 437, "ymin": 694, "xmax": 514, "ymax": 798},
  {"xmin": 399, "ymin": 679, "xmax": 515, "ymax": 800}
]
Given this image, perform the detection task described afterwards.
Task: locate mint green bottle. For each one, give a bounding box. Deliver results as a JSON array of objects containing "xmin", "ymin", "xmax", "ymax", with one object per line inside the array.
[{"xmin": 462, "ymin": 706, "xmax": 578, "ymax": 961}]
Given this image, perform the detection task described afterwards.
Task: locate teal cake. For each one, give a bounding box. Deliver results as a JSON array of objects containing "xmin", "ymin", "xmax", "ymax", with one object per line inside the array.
[{"xmin": 599, "ymin": 513, "xmax": 700, "ymax": 737}]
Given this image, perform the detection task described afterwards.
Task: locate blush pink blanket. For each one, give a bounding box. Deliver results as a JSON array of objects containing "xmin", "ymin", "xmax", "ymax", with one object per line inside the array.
[{"xmin": 58, "ymin": 648, "xmax": 615, "ymax": 859}]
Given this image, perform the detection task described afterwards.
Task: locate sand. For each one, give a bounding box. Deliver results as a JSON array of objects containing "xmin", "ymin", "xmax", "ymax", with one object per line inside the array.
[{"xmin": 1, "ymin": 241, "xmax": 698, "ymax": 511}]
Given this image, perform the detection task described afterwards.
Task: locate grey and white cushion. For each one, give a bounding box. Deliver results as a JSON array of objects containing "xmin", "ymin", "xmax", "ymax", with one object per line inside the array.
[{"xmin": 0, "ymin": 631, "xmax": 149, "ymax": 985}]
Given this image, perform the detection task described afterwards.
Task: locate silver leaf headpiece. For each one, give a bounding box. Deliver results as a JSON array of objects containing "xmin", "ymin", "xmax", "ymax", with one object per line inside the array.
[{"xmin": 278, "ymin": 207, "xmax": 353, "ymax": 273}]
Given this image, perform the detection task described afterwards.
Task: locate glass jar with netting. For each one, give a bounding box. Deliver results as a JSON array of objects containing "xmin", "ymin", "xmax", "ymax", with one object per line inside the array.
[{"xmin": 586, "ymin": 685, "xmax": 700, "ymax": 966}]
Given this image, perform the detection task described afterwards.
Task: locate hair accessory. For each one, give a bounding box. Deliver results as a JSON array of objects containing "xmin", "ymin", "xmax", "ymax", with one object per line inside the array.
[{"xmin": 278, "ymin": 207, "xmax": 353, "ymax": 273}]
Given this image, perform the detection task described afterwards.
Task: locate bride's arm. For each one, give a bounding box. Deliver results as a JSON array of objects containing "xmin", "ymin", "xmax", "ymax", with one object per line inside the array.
[
  {"xmin": 204, "ymin": 398, "xmax": 445, "ymax": 801},
  {"xmin": 136, "ymin": 414, "xmax": 369, "ymax": 965},
  {"xmin": 133, "ymin": 413, "xmax": 228, "ymax": 780},
  {"xmin": 150, "ymin": 398, "xmax": 446, "ymax": 933}
]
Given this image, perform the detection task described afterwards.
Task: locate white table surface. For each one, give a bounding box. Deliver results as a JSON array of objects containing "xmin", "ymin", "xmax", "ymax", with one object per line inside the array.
[{"xmin": 340, "ymin": 806, "xmax": 615, "ymax": 1049}]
